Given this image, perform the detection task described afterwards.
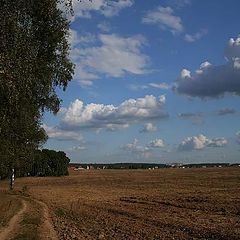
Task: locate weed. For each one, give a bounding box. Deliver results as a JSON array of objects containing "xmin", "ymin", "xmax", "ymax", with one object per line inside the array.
[{"xmin": 54, "ymin": 207, "xmax": 65, "ymax": 217}]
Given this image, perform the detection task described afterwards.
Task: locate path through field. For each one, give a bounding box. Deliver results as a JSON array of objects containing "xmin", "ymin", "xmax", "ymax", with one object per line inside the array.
[
  {"xmin": 0, "ymin": 199, "xmax": 27, "ymax": 240},
  {"xmin": 0, "ymin": 194, "xmax": 58, "ymax": 240},
  {"xmin": 35, "ymin": 198, "xmax": 58, "ymax": 240}
]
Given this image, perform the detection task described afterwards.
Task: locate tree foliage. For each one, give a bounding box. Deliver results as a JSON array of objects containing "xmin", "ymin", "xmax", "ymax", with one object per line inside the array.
[
  {"xmin": 31, "ymin": 149, "xmax": 70, "ymax": 177},
  {"xmin": 0, "ymin": 0, "xmax": 74, "ymax": 180}
]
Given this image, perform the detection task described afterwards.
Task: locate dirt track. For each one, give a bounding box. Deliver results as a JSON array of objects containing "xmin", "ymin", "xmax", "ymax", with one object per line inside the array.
[
  {"xmin": 0, "ymin": 199, "xmax": 27, "ymax": 240},
  {"xmin": 35, "ymin": 198, "xmax": 58, "ymax": 240},
  {"xmin": 0, "ymin": 196, "xmax": 58, "ymax": 240}
]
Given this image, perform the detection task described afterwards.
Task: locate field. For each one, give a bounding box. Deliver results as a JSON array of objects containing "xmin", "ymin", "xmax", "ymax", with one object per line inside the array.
[{"xmin": 1, "ymin": 167, "xmax": 240, "ymax": 239}]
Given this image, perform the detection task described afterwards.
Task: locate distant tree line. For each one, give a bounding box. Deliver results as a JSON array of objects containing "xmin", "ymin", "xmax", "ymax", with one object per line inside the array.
[
  {"xmin": 70, "ymin": 163, "xmax": 169, "ymax": 170},
  {"xmin": 0, "ymin": 149, "xmax": 70, "ymax": 180}
]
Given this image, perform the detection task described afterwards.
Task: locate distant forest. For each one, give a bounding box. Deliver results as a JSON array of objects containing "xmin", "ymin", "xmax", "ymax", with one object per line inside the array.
[
  {"xmin": 0, "ymin": 149, "xmax": 70, "ymax": 180},
  {"xmin": 70, "ymin": 162, "xmax": 239, "ymax": 170}
]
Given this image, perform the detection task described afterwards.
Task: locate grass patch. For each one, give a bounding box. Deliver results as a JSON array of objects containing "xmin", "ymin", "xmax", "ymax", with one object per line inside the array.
[
  {"xmin": 54, "ymin": 207, "xmax": 65, "ymax": 217},
  {"xmin": 21, "ymin": 216, "xmax": 41, "ymax": 226},
  {"xmin": 14, "ymin": 199, "xmax": 41, "ymax": 240},
  {"xmin": 14, "ymin": 233, "xmax": 36, "ymax": 240},
  {"xmin": 0, "ymin": 192, "xmax": 21, "ymax": 227}
]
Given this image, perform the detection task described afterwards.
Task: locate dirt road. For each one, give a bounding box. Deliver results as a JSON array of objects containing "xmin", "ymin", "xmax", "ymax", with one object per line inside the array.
[
  {"xmin": 0, "ymin": 199, "xmax": 27, "ymax": 240},
  {"xmin": 0, "ymin": 196, "xmax": 58, "ymax": 240}
]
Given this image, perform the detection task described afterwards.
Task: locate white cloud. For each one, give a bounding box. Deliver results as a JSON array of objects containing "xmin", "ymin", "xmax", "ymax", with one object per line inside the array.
[
  {"xmin": 128, "ymin": 84, "xmax": 149, "ymax": 91},
  {"xmin": 72, "ymin": 34, "xmax": 149, "ymax": 86},
  {"xmin": 129, "ymin": 82, "xmax": 170, "ymax": 91},
  {"xmin": 142, "ymin": 4, "xmax": 206, "ymax": 42},
  {"xmin": 178, "ymin": 134, "xmax": 227, "ymax": 151},
  {"xmin": 69, "ymin": 30, "xmax": 96, "ymax": 48},
  {"xmin": 225, "ymin": 36, "xmax": 240, "ymax": 61},
  {"xmin": 61, "ymin": 95, "xmax": 168, "ymax": 131},
  {"xmin": 123, "ymin": 138, "xmax": 165, "ymax": 158},
  {"xmin": 148, "ymin": 82, "xmax": 171, "ymax": 90},
  {"xmin": 97, "ymin": 21, "xmax": 111, "ymax": 32},
  {"xmin": 142, "ymin": 6, "xmax": 184, "ymax": 34},
  {"xmin": 123, "ymin": 139, "xmax": 150, "ymax": 154},
  {"xmin": 140, "ymin": 123, "xmax": 158, "ymax": 133},
  {"xmin": 207, "ymin": 138, "xmax": 228, "ymax": 147},
  {"xmin": 148, "ymin": 139, "xmax": 165, "ymax": 148},
  {"xmin": 71, "ymin": 0, "xmax": 134, "ymax": 20},
  {"xmin": 43, "ymin": 124, "xmax": 83, "ymax": 142},
  {"xmin": 67, "ymin": 145, "xmax": 86, "ymax": 152},
  {"xmin": 184, "ymin": 29, "xmax": 208, "ymax": 43},
  {"xmin": 174, "ymin": 36, "xmax": 240, "ymax": 98}
]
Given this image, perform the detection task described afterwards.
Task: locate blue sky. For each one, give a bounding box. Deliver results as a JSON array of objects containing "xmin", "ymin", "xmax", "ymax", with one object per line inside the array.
[{"xmin": 44, "ymin": 0, "xmax": 240, "ymax": 163}]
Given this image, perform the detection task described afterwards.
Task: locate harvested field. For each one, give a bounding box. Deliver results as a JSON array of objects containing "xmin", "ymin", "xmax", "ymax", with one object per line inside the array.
[{"xmin": 1, "ymin": 167, "xmax": 240, "ymax": 239}]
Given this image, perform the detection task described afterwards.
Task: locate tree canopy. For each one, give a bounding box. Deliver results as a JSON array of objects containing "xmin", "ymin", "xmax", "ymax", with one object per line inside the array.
[{"xmin": 0, "ymin": 0, "xmax": 74, "ymax": 181}]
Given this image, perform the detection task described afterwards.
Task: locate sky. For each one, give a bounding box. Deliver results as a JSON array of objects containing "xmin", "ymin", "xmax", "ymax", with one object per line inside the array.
[{"xmin": 43, "ymin": 0, "xmax": 240, "ymax": 164}]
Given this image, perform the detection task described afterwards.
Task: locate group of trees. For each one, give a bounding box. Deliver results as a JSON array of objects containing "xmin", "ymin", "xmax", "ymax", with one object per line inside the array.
[
  {"xmin": 31, "ymin": 149, "xmax": 70, "ymax": 177},
  {"xmin": 0, "ymin": 149, "xmax": 70, "ymax": 180},
  {"xmin": 0, "ymin": 0, "xmax": 75, "ymax": 187}
]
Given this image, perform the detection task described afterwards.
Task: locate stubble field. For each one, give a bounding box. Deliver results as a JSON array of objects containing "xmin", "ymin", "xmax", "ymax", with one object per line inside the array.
[{"xmin": 1, "ymin": 167, "xmax": 240, "ymax": 239}]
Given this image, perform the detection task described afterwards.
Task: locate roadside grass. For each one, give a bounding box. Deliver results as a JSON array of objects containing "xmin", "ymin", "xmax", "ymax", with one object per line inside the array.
[
  {"xmin": 0, "ymin": 192, "xmax": 21, "ymax": 228},
  {"xmin": 0, "ymin": 190, "xmax": 42, "ymax": 240},
  {"xmin": 13, "ymin": 199, "xmax": 41, "ymax": 240}
]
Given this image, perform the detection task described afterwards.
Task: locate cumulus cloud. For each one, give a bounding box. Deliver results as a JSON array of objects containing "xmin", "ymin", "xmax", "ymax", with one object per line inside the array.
[
  {"xmin": 148, "ymin": 139, "xmax": 165, "ymax": 148},
  {"xmin": 140, "ymin": 123, "xmax": 158, "ymax": 133},
  {"xmin": 72, "ymin": 34, "xmax": 149, "ymax": 86},
  {"xmin": 70, "ymin": 0, "xmax": 134, "ymax": 20},
  {"xmin": 43, "ymin": 124, "xmax": 83, "ymax": 142},
  {"xmin": 224, "ymin": 37, "xmax": 240, "ymax": 61},
  {"xmin": 123, "ymin": 139, "xmax": 150, "ymax": 154},
  {"xmin": 61, "ymin": 95, "xmax": 168, "ymax": 131},
  {"xmin": 123, "ymin": 138, "xmax": 165, "ymax": 158},
  {"xmin": 184, "ymin": 29, "xmax": 208, "ymax": 43},
  {"xmin": 142, "ymin": 6, "xmax": 184, "ymax": 34},
  {"xmin": 178, "ymin": 134, "xmax": 227, "ymax": 151},
  {"xmin": 174, "ymin": 36, "xmax": 240, "ymax": 98}
]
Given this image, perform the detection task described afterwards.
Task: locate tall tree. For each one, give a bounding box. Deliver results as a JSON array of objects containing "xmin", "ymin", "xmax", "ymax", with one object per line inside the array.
[{"xmin": 0, "ymin": 0, "xmax": 74, "ymax": 188}]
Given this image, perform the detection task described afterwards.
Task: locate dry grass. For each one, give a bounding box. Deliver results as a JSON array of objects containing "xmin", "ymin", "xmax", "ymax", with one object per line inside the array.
[
  {"xmin": 1, "ymin": 167, "xmax": 240, "ymax": 239},
  {"xmin": 13, "ymin": 198, "xmax": 41, "ymax": 240},
  {"xmin": 0, "ymin": 192, "xmax": 21, "ymax": 228}
]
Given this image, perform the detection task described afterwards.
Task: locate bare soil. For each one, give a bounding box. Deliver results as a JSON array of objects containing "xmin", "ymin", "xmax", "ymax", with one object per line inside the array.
[{"xmin": 1, "ymin": 167, "xmax": 240, "ymax": 239}]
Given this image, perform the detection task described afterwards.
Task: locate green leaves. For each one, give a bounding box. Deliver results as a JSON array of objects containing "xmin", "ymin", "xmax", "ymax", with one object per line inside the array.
[{"xmin": 0, "ymin": 0, "xmax": 74, "ymax": 178}]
